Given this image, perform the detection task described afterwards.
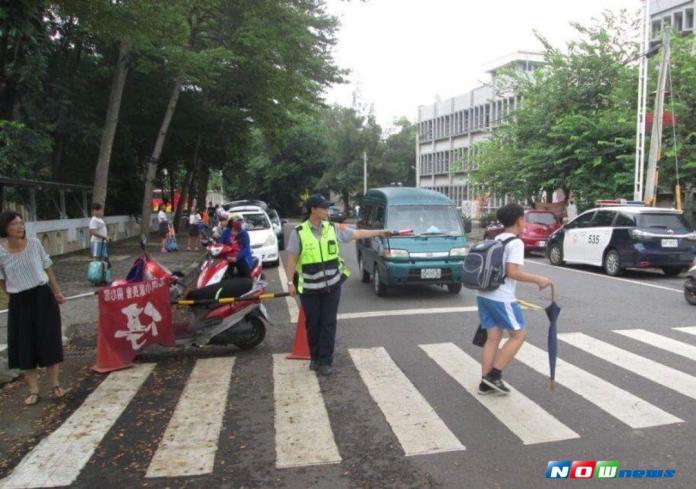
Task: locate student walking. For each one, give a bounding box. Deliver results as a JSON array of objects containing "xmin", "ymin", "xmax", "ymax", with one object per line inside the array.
[
  {"xmin": 157, "ymin": 203, "xmax": 169, "ymax": 253},
  {"xmin": 0, "ymin": 211, "xmax": 67, "ymax": 405},
  {"xmin": 187, "ymin": 208, "xmax": 201, "ymax": 251},
  {"xmin": 89, "ymin": 203, "xmax": 109, "ymax": 259},
  {"xmin": 477, "ymin": 204, "xmax": 552, "ymax": 395}
]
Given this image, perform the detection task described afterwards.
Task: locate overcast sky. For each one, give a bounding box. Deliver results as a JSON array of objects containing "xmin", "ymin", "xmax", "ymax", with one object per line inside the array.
[{"xmin": 323, "ymin": 0, "xmax": 641, "ymax": 129}]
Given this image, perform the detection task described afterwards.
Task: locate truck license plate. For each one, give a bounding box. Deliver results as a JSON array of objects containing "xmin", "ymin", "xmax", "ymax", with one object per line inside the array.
[
  {"xmin": 661, "ymin": 239, "xmax": 678, "ymax": 248},
  {"xmin": 421, "ymin": 268, "xmax": 441, "ymax": 279}
]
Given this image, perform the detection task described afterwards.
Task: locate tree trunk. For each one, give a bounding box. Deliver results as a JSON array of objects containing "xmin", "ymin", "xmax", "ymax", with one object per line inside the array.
[
  {"xmin": 91, "ymin": 40, "xmax": 129, "ymax": 208},
  {"xmin": 174, "ymin": 168, "xmax": 193, "ymax": 232},
  {"xmin": 195, "ymin": 160, "xmax": 209, "ymax": 213},
  {"xmin": 173, "ymin": 135, "xmax": 201, "ymax": 231},
  {"xmin": 140, "ymin": 77, "xmax": 184, "ymax": 237}
]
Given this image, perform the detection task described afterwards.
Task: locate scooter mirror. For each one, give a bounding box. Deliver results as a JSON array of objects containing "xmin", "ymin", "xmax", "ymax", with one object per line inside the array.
[{"xmin": 140, "ymin": 234, "xmax": 148, "ymax": 250}]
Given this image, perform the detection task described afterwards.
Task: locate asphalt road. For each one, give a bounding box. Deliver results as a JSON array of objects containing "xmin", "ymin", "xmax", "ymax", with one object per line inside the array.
[{"xmin": 0, "ymin": 228, "xmax": 694, "ymax": 489}]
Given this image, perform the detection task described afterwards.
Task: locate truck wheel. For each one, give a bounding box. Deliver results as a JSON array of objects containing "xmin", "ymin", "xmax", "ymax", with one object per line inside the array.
[
  {"xmin": 603, "ymin": 249, "xmax": 622, "ymax": 277},
  {"xmin": 447, "ymin": 283, "xmax": 462, "ymax": 294},
  {"xmin": 662, "ymin": 267, "xmax": 684, "ymax": 277},
  {"xmin": 359, "ymin": 255, "xmax": 370, "ymax": 283},
  {"xmin": 373, "ymin": 267, "xmax": 388, "ymax": 297}
]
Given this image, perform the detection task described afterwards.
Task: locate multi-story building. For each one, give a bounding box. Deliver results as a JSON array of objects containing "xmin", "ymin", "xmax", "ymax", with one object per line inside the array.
[
  {"xmin": 415, "ymin": 52, "xmax": 544, "ymax": 215},
  {"xmin": 649, "ymin": 0, "xmax": 694, "ymax": 40}
]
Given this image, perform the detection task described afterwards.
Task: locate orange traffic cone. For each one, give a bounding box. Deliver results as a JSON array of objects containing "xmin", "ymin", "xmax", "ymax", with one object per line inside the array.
[
  {"xmin": 287, "ymin": 307, "xmax": 311, "ymax": 360},
  {"xmin": 92, "ymin": 329, "xmax": 131, "ymax": 373}
]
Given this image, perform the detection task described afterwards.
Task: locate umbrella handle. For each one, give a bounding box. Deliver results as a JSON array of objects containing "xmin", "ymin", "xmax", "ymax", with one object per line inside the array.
[{"xmin": 550, "ymin": 283, "xmax": 556, "ymax": 303}]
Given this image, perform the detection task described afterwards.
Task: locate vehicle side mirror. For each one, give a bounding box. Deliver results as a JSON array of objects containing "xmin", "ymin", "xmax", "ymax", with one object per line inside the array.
[
  {"xmin": 281, "ymin": 219, "xmax": 288, "ymax": 225},
  {"xmin": 464, "ymin": 220, "xmax": 472, "ymax": 234}
]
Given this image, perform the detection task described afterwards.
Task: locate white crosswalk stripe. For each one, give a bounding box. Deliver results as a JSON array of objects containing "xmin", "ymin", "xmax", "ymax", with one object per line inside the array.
[
  {"xmin": 0, "ymin": 364, "xmax": 155, "ymax": 489},
  {"xmin": 513, "ymin": 342, "xmax": 683, "ymax": 428},
  {"xmin": 349, "ymin": 347, "xmax": 465, "ymax": 456},
  {"xmin": 5, "ymin": 328, "xmax": 696, "ymax": 483},
  {"xmin": 614, "ymin": 329, "xmax": 696, "ymax": 362},
  {"xmin": 146, "ymin": 357, "xmax": 235, "ymax": 478},
  {"xmin": 674, "ymin": 326, "xmax": 696, "ymax": 337},
  {"xmin": 420, "ymin": 343, "xmax": 580, "ymax": 445},
  {"xmin": 560, "ymin": 332, "xmax": 696, "ymax": 400},
  {"xmin": 273, "ymin": 355, "xmax": 341, "ymax": 468}
]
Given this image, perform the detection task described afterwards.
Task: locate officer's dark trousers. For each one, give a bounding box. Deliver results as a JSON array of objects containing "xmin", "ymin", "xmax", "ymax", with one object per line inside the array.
[{"xmin": 300, "ymin": 286, "xmax": 341, "ymax": 366}]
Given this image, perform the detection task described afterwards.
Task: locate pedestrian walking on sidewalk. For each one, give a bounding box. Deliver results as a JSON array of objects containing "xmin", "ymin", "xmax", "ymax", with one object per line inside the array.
[
  {"xmin": 0, "ymin": 211, "xmax": 67, "ymax": 406},
  {"xmin": 477, "ymin": 204, "xmax": 552, "ymax": 395},
  {"xmin": 157, "ymin": 203, "xmax": 170, "ymax": 253},
  {"xmin": 285, "ymin": 195, "xmax": 389, "ymax": 376},
  {"xmin": 89, "ymin": 203, "xmax": 110, "ymax": 259},
  {"xmin": 187, "ymin": 208, "xmax": 201, "ymax": 251}
]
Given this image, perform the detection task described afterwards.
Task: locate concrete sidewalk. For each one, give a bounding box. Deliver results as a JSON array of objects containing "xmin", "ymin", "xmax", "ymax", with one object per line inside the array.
[{"xmin": 0, "ymin": 232, "xmax": 205, "ymax": 384}]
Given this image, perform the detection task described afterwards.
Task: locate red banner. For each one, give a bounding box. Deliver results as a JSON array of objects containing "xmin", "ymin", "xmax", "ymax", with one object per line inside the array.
[{"xmin": 97, "ymin": 279, "xmax": 175, "ymax": 370}]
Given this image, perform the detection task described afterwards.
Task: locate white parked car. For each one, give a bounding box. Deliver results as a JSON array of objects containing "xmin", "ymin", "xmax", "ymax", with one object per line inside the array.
[{"xmin": 228, "ymin": 206, "xmax": 279, "ymax": 267}]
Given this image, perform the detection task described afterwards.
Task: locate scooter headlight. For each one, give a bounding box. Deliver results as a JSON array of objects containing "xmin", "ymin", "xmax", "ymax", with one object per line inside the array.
[{"xmin": 209, "ymin": 246, "xmax": 222, "ymax": 257}]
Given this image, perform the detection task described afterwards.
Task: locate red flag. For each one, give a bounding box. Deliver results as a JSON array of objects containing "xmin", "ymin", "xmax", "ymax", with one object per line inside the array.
[{"xmin": 97, "ymin": 278, "xmax": 175, "ymax": 369}]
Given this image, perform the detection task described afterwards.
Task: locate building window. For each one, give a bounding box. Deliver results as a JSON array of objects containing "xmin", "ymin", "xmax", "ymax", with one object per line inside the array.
[
  {"xmin": 686, "ymin": 9, "xmax": 694, "ymax": 30},
  {"xmin": 652, "ymin": 20, "xmax": 662, "ymax": 38},
  {"xmin": 485, "ymin": 105, "xmax": 490, "ymax": 127},
  {"xmin": 674, "ymin": 11, "xmax": 683, "ymax": 32},
  {"xmin": 663, "ymin": 16, "xmax": 671, "ymax": 29}
]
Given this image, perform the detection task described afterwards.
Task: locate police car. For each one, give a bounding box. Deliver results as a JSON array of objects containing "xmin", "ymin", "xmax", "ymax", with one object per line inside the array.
[{"xmin": 546, "ymin": 205, "xmax": 696, "ymax": 276}]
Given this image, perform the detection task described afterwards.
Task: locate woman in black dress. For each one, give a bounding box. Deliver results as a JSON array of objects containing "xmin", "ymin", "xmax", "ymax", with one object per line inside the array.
[{"xmin": 0, "ymin": 211, "xmax": 66, "ymax": 405}]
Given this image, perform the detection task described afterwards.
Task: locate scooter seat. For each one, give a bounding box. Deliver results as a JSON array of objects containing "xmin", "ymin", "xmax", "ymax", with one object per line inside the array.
[{"xmin": 186, "ymin": 278, "xmax": 254, "ymax": 302}]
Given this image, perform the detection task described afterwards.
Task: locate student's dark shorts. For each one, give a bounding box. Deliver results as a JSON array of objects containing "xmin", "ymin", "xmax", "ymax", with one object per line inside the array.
[
  {"xmin": 158, "ymin": 222, "xmax": 169, "ymax": 239},
  {"xmin": 188, "ymin": 224, "xmax": 200, "ymax": 237},
  {"xmin": 7, "ymin": 284, "xmax": 63, "ymax": 370}
]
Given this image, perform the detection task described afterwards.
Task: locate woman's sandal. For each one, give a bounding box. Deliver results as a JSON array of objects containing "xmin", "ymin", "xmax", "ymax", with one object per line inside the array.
[
  {"xmin": 24, "ymin": 392, "xmax": 40, "ymax": 406},
  {"xmin": 51, "ymin": 385, "xmax": 69, "ymax": 400}
]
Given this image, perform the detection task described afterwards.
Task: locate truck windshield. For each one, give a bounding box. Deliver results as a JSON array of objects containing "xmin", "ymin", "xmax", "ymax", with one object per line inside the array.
[
  {"xmin": 388, "ymin": 205, "xmax": 463, "ymax": 235},
  {"xmin": 638, "ymin": 213, "xmax": 690, "ymax": 231}
]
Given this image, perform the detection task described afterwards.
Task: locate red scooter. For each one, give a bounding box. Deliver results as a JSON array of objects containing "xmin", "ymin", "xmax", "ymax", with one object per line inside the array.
[
  {"xmin": 196, "ymin": 242, "xmax": 263, "ymax": 289},
  {"xmin": 119, "ymin": 246, "xmax": 270, "ymax": 350}
]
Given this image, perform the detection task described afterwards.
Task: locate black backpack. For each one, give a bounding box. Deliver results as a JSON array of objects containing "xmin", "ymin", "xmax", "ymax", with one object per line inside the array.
[{"xmin": 461, "ymin": 237, "xmax": 519, "ymax": 291}]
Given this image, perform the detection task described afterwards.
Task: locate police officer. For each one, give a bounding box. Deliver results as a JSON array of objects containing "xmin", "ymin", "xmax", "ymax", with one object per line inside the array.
[{"xmin": 286, "ymin": 195, "xmax": 389, "ymax": 376}]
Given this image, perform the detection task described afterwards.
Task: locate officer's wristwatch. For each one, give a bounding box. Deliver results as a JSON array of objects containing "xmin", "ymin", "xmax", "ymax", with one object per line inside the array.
[{"xmin": 287, "ymin": 281, "xmax": 294, "ymax": 286}]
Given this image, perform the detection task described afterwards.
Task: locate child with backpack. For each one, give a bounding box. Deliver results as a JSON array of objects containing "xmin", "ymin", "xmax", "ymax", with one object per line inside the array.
[{"xmin": 463, "ymin": 204, "xmax": 552, "ymax": 395}]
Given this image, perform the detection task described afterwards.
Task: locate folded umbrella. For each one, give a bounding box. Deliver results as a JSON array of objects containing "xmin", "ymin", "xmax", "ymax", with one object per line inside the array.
[{"xmin": 545, "ymin": 284, "xmax": 560, "ymax": 391}]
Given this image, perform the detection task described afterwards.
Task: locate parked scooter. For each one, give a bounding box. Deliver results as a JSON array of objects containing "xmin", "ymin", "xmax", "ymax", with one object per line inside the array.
[
  {"xmin": 119, "ymin": 244, "xmax": 270, "ymax": 350},
  {"xmin": 685, "ymin": 264, "xmax": 696, "ymax": 305}
]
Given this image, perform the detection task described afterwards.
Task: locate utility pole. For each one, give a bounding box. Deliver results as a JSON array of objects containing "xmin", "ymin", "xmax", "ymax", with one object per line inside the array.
[
  {"xmin": 644, "ymin": 28, "xmax": 671, "ymax": 207},
  {"xmin": 363, "ymin": 151, "xmax": 367, "ymax": 194},
  {"xmin": 634, "ymin": 0, "xmax": 649, "ymax": 201}
]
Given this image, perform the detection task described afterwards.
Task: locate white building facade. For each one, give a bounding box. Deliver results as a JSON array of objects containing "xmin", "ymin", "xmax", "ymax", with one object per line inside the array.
[
  {"xmin": 650, "ymin": 0, "xmax": 695, "ymax": 40},
  {"xmin": 415, "ymin": 52, "xmax": 544, "ymax": 217}
]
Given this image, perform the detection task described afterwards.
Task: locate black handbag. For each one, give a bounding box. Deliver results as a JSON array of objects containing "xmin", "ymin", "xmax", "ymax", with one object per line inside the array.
[{"xmin": 472, "ymin": 324, "xmax": 487, "ymax": 347}]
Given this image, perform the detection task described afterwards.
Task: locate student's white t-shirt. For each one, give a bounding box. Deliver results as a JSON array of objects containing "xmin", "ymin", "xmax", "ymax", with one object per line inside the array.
[
  {"xmin": 158, "ymin": 210, "xmax": 168, "ymax": 223},
  {"xmin": 188, "ymin": 213, "xmax": 201, "ymax": 226},
  {"xmin": 477, "ymin": 232, "xmax": 525, "ymax": 303},
  {"xmin": 89, "ymin": 216, "xmax": 108, "ymax": 244}
]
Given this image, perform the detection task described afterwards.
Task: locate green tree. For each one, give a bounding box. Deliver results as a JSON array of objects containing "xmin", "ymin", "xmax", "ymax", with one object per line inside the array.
[{"xmin": 475, "ymin": 10, "xmax": 640, "ymax": 210}]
